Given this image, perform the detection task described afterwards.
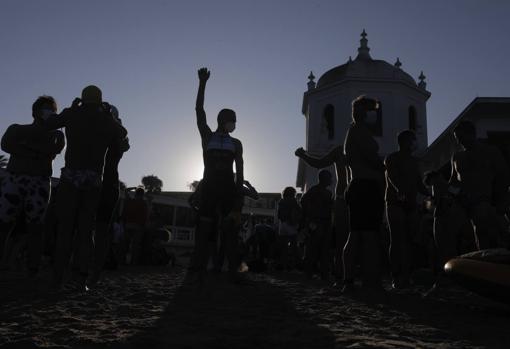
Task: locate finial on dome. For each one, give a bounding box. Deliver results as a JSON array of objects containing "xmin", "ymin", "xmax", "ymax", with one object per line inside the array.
[
  {"xmin": 356, "ymin": 29, "xmax": 371, "ymax": 60},
  {"xmin": 418, "ymin": 71, "xmax": 427, "ymax": 89},
  {"xmin": 348, "ymin": 56, "xmax": 352, "ymax": 63},
  {"xmin": 307, "ymin": 71, "xmax": 316, "ymax": 90},
  {"xmin": 394, "ymin": 57, "xmax": 402, "ymax": 69}
]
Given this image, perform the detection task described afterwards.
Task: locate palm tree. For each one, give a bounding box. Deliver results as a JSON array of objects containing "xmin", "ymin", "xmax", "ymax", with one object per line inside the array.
[{"xmin": 0, "ymin": 154, "xmax": 8, "ymax": 168}]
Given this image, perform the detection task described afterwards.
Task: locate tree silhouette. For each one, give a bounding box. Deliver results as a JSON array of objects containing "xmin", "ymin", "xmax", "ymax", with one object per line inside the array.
[
  {"xmin": 188, "ymin": 180, "xmax": 201, "ymax": 192},
  {"xmin": 141, "ymin": 175, "xmax": 163, "ymax": 193},
  {"xmin": 0, "ymin": 154, "xmax": 8, "ymax": 168}
]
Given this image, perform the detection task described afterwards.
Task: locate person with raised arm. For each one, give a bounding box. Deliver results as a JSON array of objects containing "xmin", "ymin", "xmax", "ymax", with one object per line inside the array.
[
  {"xmin": 89, "ymin": 104, "xmax": 130, "ymax": 285},
  {"xmin": 192, "ymin": 67, "xmax": 244, "ymax": 284},
  {"xmin": 43, "ymin": 86, "xmax": 127, "ymax": 289}
]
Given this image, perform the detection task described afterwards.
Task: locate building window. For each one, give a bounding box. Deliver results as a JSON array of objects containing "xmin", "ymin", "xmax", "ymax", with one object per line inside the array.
[
  {"xmin": 409, "ymin": 106, "xmax": 417, "ymax": 131},
  {"xmin": 323, "ymin": 104, "xmax": 335, "ymax": 140},
  {"xmin": 367, "ymin": 101, "xmax": 383, "ymax": 136}
]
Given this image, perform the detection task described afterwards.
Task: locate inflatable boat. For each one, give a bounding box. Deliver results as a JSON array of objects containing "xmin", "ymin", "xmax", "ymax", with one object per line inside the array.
[{"xmin": 444, "ymin": 249, "xmax": 510, "ymax": 304}]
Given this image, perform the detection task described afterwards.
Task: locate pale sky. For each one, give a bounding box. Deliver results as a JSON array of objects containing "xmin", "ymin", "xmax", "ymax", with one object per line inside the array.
[{"xmin": 1, "ymin": 0, "xmax": 509, "ymax": 192}]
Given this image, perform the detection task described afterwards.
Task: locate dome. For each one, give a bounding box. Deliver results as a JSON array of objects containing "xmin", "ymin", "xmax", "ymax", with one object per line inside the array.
[
  {"xmin": 315, "ymin": 30, "xmax": 417, "ymax": 89},
  {"xmin": 317, "ymin": 58, "xmax": 417, "ymax": 88}
]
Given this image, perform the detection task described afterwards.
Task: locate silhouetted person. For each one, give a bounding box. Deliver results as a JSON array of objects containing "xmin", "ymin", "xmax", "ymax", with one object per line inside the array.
[
  {"xmin": 277, "ymin": 186, "xmax": 301, "ymax": 270},
  {"xmin": 385, "ymin": 130, "xmax": 429, "ymax": 289},
  {"xmin": 342, "ymin": 96, "xmax": 385, "ymax": 292},
  {"xmin": 295, "ymin": 144, "xmax": 348, "ymax": 282},
  {"xmin": 252, "ymin": 218, "xmax": 276, "ymax": 268},
  {"xmin": 192, "ymin": 67, "xmax": 244, "ymax": 283},
  {"xmin": 451, "ymin": 121, "xmax": 504, "ymax": 249},
  {"xmin": 90, "ymin": 104, "xmax": 130, "ymax": 284},
  {"xmin": 122, "ymin": 187, "xmax": 149, "ymax": 265},
  {"xmin": 43, "ymin": 86, "xmax": 127, "ymax": 288},
  {"xmin": 423, "ymin": 170, "xmax": 469, "ymax": 275},
  {"xmin": 301, "ymin": 170, "xmax": 333, "ymax": 280},
  {"xmin": 0, "ymin": 96, "xmax": 65, "ymax": 274}
]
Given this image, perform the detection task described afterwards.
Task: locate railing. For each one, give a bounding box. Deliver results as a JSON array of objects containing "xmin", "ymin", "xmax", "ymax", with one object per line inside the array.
[{"xmin": 165, "ymin": 225, "xmax": 195, "ymax": 247}]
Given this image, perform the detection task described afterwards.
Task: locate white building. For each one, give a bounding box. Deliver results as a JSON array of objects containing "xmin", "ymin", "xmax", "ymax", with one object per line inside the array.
[{"xmin": 297, "ymin": 30, "xmax": 431, "ymax": 191}]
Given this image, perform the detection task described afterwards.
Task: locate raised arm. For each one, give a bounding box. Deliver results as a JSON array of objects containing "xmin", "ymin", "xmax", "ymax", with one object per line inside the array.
[
  {"xmin": 195, "ymin": 67, "xmax": 212, "ymax": 138},
  {"xmin": 43, "ymin": 98, "xmax": 80, "ymax": 130},
  {"xmin": 295, "ymin": 145, "xmax": 339, "ymax": 169}
]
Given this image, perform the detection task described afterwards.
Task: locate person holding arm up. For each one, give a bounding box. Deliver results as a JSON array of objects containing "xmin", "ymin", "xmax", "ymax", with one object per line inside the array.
[{"xmin": 192, "ymin": 67, "xmax": 244, "ymax": 283}]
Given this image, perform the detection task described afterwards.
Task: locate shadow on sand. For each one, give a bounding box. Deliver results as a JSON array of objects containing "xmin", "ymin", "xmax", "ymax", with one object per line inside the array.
[{"xmin": 119, "ymin": 271, "xmax": 337, "ymax": 349}]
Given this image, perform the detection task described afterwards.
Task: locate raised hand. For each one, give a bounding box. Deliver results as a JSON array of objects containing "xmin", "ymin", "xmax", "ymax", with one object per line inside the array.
[
  {"xmin": 295, "ymin": 147, "xmax": 306, "ymax": 157},
  {"xmin": 198, "ymin": 67, "xmax": 210, "ymax": 82},
  {"xmin": 71, "ymin": 97, "xmax": 82, "ymax": 109}
]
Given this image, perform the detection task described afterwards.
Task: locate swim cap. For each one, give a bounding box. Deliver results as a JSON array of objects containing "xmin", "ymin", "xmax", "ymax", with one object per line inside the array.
[{"xmin": 81, "ymin": 85, "xmax": 102, "ymax": 105}]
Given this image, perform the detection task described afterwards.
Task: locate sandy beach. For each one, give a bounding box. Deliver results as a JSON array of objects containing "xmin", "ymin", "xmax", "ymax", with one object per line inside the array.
[{"xmin": 1, "ymin": 263, "xmax": 509, "ymax": 349}]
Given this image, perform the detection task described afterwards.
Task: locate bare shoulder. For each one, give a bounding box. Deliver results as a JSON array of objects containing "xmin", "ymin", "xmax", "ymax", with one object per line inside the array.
[{"xmin": 231, "ymin": 137, "xmax": 243, "ymax": 147}]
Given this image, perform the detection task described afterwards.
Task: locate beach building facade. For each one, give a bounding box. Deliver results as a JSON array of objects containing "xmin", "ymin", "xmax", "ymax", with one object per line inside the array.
[{"xmin": 148, "ymin": 191, "xmax": 280, "ymax": 247}]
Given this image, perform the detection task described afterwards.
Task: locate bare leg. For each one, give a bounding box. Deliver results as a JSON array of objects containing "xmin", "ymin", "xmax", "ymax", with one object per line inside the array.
[
  {"xmin": 334, "ymin": 198, "xmax": 348, "ymax": 281},
  {"xmin": 343, "ymin": 231, "xmax": 361, "ymax": 284},
  {"xmin": 53, "ymin": 182, "xmax": 79, "ymax": 285},
  {"xmin": 360, "ymin": 230, "xmax": 381, "ymax": 288},
  {"xmin": 387, "ymin": 204, "xmax": 406, "ymax": 285},
  {"xmin": 471, "ymin": 201, "xmax": 501, "ymax": 249},
  {"xmin": 26, "ymin": 222, "xmax": 43, "ymax": 273}
]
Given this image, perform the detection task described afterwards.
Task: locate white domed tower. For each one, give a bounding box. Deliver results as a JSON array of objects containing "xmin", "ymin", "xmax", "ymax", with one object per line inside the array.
[{"xmin": 297, "ymin": 30, "xmax": 431, "ymax": 191}]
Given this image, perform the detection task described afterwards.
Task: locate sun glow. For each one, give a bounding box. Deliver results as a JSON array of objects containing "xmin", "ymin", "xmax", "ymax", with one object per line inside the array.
[{"xmin": 186, "ymin": 158, "xmax": 204, "ymax": 190}]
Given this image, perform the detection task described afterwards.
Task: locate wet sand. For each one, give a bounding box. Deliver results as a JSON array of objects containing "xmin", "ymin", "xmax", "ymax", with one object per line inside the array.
[{"xmin": 0, "ymin": 266, "xmax": 509, "ymax": 349}]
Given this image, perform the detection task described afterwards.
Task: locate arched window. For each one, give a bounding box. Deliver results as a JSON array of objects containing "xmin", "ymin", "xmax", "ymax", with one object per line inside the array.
[
  {"xmin": 323, "ymin": 104, "xmax": 335, "ymax": 140},
  {"xmin": 409, "ymin": 106, "xmax": 417, "ymax": 131}
]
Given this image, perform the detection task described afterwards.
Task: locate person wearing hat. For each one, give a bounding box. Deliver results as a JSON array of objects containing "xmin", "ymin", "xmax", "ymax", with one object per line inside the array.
[
  {"xmin": 43, "ymin": 85, "xmax": 127, "ymax": 289},
  {"xmin": 192, "ymin": 67, "xmax": 244, "ymax": 284}
]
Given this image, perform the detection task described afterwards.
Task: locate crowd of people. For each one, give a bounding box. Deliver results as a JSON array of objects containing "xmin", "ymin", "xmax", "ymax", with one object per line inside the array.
[
  {"xmin": 0, "ymin": 86, "xmax": 130, "ymax": 290},
  {"xmin": 190, "ymin": 70, "xmax": 510, "ymax": 295},
  {"xmin": 1, "ymin": 69, "xmax": 509, "ymax": 296},
  {"xmin": 291, "ymin": 96, "xmax": 510, "ymax": 293}
]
